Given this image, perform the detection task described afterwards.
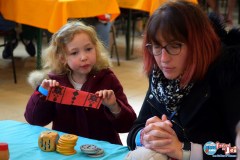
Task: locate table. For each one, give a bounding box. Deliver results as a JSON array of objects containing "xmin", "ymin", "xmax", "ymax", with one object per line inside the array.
[
  {"xmin": 0, "ymin": 0, "xmax": 120, "ymax": 33},
  {"xmin": 0, "ymin": 120, "xmax": 129, "ymax": 160},
  {"xmin": 117, "ymin": 0, "xmax": 198, "ymax": 15},
  {"xmin": 116, "ymin": 0, "xmax": 198, "ymax": 60},
  {"xmin": 0, "ymin": 0, "xmax": 120, "ymax": 69}
]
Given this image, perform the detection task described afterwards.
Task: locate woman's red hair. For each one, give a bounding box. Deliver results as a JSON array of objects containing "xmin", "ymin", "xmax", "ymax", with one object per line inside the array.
[{"xmin": 143, "ymin": 1, "xmax": 221, "ymax": 86}]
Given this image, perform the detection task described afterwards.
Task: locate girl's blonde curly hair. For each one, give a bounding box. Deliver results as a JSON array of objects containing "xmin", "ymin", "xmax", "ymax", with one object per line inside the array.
[{"xmin": 42, "ymin": 20, "xmax": 111, "ymax": 75}]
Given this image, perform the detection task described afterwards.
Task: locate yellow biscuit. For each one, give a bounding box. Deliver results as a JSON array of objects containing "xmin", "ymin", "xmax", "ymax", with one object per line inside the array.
[
  {"xmin": 58, "ymin": 139, "xmax": 76, "ymax": 145},
  {"xmin": 57, "ymin": 149, "xmax": 76, "ymax": 155},
  {"xmin": 56, "ymin": 134, "xmax": 78, "ymax": 156},
  {"xmin": 56, "ymin": 144, "xmax": 72, "ymax": 148},
  {"xmin": 56, "ymin": 147, "xmax": 75, "ymax": 152},
  {"xmin": 57, "ymin": 148, "xmax": 74, "ymax": 152},
  {"xmin": 60, "ymin": 134, "xmax": 78, "ymax": 142}
]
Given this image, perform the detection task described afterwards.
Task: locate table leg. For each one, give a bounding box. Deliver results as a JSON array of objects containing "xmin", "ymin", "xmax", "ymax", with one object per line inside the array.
[
  {"xmin": 125, "ymin": 9, "xmax": 132, "ymax": 60},
  {"xmin": 36, "ymin": 28, "xmax": 42, "ymax": 69},
  {"xmin": 238, "ymin": 0, "xmax": 240, "ymax": 24}
]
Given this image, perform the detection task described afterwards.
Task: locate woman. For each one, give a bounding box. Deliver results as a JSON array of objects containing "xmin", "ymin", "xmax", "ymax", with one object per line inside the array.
[{"xmin": 127, "ymin": 1, "xmax": 240, "ymax": 159}]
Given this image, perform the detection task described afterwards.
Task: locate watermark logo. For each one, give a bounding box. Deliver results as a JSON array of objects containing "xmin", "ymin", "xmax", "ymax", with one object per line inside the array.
[
  {"xmin": 203, "ymin": 141, "xmax": 237, "ymax": 158},
  {"xmin": 203, "ymin": 141, "xmax": 217, "ymax": 155}
]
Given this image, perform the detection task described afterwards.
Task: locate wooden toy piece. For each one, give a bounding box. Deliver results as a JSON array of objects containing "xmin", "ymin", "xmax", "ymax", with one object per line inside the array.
[
  {"xmin": 38, "ymin": 131, "xmax": 59, "ymax": 152},
  {"xmin": 0, "ymin": 143, "xmax": 9, "ymax": 160},
  {"xmin": 80, "ymin": 144, "xmax": 104, "ymax": 158},
  {"xmin": 56, "ymin": 134, "xmax": 78, "ymax": 155},
  {"xmin": 46, "ymin": 85, "xmax": 102, "ymax": 109}
]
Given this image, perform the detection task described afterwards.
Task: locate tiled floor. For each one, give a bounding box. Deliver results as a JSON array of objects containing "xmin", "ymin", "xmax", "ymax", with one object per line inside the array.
[{"xmin": 0, "ymin": 32, "xmax": 148, "ymax": 146}]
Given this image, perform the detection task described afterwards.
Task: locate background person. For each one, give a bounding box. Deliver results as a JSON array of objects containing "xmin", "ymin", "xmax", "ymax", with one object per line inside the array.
[
  {"xmin": 80, "ymin": 14, "xmax": 112, "ymax": 49},
  {"xmin": 0, "ymin": 14, "xmax": 36, "ymax": 59},
  {"xmin": 206, "ymin": 0, "xmax": 237, "ymax": 27}
]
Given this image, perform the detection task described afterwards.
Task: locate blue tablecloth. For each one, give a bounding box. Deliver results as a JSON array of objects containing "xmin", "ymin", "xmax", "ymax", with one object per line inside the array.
[{"xmin": 0, "ymin": 120, "xmax": 129, "ymax": 160}]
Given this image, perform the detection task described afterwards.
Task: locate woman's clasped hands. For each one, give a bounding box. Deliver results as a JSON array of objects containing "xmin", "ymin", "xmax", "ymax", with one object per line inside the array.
[{"xmin": 141, "ymin": 115, "xmax": 183, "ymax": 159}]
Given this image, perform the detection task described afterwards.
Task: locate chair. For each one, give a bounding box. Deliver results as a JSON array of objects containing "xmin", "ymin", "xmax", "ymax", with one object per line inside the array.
[
  {"xmin": 114, "ymin": 9, "xmax": 148, "ymax": 58},
  {"xmin": 0, "ymin": 30, "xmax": 17, "ymax": 83},
  {"xmin": 130, "ymin": 11, "xmax": 148, "ymax": 55},
  {"xmin": 110, "ymin": 24, "xmax": 120, "ymax": 66}
]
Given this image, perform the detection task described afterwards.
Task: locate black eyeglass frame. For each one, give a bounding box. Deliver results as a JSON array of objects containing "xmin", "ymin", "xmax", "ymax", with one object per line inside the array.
[{"xmin": 146, "ymin": 42, "xmax": 185, "ymax": 56}]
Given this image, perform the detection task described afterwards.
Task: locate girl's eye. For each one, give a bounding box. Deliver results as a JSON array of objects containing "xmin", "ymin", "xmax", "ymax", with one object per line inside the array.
[
  {"xmin": 71, "ymin": 51, "xmax": 78, "ymax": 55},
  {"xmin": 86, "ymin": 47, "xmax": 93, "ymax": 52}
]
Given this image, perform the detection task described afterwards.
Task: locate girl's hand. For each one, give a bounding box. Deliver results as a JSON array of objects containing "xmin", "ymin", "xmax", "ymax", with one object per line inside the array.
[
  {"xmin": 41, "ymin": 79, "xmax": 60, "ymax": 91},
  {"xmin": 142, "ymin": 115, "xmax": 183, "ymax": 159},
  {"xmin": 95, "ymin": 90, "xmax": 121, "ymax": 114}
]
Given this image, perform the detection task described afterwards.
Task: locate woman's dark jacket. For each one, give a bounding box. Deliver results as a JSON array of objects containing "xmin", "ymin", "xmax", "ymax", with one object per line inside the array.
[{"xmin": 25, "ymin": 68, "xmax": 136, "ymax": 145}]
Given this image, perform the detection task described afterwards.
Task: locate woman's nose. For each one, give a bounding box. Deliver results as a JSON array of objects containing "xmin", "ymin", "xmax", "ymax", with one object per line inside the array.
[{"xmin": 160, "ymin": 48, "xmax": 170, "ymax": 62}]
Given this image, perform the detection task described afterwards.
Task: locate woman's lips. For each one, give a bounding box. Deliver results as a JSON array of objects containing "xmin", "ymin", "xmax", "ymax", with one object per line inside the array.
[
  {"xmin": 162, "ymin": 67, "xmax": 175, "ymax": 73},
  {"xmin": 162, "ymin": 66, "xmax": 174, "ymax": 70}
]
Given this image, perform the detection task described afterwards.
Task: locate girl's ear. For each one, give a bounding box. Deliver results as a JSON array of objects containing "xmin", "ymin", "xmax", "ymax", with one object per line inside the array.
[{"xmin": 59, "ymin": 54, "xmax": 66, "ymax": 64}]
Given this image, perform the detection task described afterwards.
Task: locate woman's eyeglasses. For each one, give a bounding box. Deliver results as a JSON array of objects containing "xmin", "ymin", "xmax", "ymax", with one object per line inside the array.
[{"xmin": 146, "ymin": 42, "xmax": 184, "ymax": 56}]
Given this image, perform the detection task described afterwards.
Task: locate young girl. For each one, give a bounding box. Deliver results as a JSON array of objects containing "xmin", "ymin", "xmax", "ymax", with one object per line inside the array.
[{"xmin": 25, "ymin": 21, "xmax": 136, "ymax": 145}]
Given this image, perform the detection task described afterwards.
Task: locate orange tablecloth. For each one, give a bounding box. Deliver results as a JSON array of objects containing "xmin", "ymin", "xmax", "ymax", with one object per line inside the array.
[
  {"xmin": 0, "ymin": 0, "xmax": 120, "ymax": 33},
  {"xmin": 117, "ymin": 0, "xmax": 198, "ymax": 14}
]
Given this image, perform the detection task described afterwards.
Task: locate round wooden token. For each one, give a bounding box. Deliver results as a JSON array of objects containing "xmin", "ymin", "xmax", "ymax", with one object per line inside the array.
[
  {"xmin": 80, "ymin": 144, "xmax": 99, "ymax": 154},
  {"xmin": 56, "ymin": 134, "xmax": 78, "ymax": 156},
  {"xmin": 87, "ymin": 147, "xmax": 104, "ymax": 158},
  {"xmin": 60, "ymin": 134, "xmax": 78, "ymax": 142},
  {"xmin": 87, "ymin": 152, "xmax": 104, "ymax": 158}
]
